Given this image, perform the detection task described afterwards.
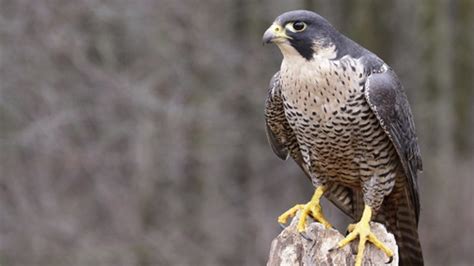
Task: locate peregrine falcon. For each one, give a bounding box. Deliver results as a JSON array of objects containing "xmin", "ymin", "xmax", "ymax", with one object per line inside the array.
[{"xmin": 263, "ymin": 10, "xmax": 423, "ymax": 266}]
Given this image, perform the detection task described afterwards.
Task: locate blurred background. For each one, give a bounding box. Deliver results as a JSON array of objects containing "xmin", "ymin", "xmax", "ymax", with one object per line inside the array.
[{"xmin": 0, "ymin": 0, "xmax": 473, "ymax": 265}]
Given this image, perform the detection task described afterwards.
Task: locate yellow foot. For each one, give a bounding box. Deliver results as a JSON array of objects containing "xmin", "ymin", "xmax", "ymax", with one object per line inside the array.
[
  {"xmin": 277, "ymin": 186, "xmax": 332, "ymax": 232},
  {"xmin": 335, "ymin": 206, "xmax": 394, "ymax": 266}
]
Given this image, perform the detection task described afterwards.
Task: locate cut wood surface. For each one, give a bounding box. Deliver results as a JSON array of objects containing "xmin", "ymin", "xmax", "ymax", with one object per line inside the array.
[{"xmin": 267, "ymin": 214, "xmax": 399, "ymax": 266}]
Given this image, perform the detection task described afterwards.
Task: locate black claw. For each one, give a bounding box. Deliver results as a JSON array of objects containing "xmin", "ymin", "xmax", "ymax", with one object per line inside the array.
[
  {"xmin": 279, "ymin": 223, "xmax": 287, "ymax": 230},
  {"xmin": 328, "ymin": 247, "xmax": 336, "ymax": 253},
  {"xmin": 299, "ymin": 232, "xmax": 313, "ymax": 241},
  {"xmin": 385, "ymin": 256, "xmax": 393, "ymax": 264}
]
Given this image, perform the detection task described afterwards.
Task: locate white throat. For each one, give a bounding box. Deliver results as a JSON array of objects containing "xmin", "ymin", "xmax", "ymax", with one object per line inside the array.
[{"xmin": 276, "ymin": 41, "xmax": 337, "ymax": 62}]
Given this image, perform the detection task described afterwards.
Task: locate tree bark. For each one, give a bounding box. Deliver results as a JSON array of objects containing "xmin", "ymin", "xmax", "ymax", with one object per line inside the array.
[{"xmin": 267, "ymin": 214, "xmax": 399, "ymax": 266}]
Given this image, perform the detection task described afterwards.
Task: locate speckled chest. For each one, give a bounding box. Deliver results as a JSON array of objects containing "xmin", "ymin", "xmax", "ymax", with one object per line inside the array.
[{"xmin": 280, "ymin": 56, "xmax": 392, "ymax": 185}]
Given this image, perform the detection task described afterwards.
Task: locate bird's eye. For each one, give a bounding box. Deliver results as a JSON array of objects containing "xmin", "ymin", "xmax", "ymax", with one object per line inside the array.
[{"xmin": 286, "ymin": 21, "xmax": 307, "ymax": 32}]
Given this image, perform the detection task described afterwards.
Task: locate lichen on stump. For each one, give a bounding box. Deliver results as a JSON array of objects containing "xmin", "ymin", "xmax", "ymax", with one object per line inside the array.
[{"xmin": 267, "ymin": 214, "xmax": 399, "ymax": 266}]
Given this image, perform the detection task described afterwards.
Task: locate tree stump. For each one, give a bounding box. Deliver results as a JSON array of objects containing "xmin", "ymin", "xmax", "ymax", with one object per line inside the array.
[{"xmin": 267, "ymin": 214, "xmax": 399, "ymax": 266}]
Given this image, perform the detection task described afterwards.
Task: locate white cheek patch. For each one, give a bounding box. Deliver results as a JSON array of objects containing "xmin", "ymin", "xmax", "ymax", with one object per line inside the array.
[
  {"xmin": 312, "ymin": 42, "xmax": 337, "ymax": 60},
  {"xmin": 276, "ymin": 40, "xmax": 337, "ymax": 61}
]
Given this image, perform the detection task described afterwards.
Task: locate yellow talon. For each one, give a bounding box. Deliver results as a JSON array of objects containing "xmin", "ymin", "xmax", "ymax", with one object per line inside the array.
[
  {"xmin": 277, "ymin": 186, "xmax": 332, "ymax": 232},
  {"xmin": 347, "ymin": 223, "xmax": 356, "ymax": 233},
  {"xmin": 277, "ymin": 204, "xmax": 305, "ymax": 224},
  {"xmin": 336, "ymin": 205, "xmax": 394, "ymax": 266}
]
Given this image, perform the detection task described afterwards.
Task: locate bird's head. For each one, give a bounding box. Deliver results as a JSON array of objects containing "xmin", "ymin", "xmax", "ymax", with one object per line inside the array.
[{"xmin": 263, "ymin": 10, "xmax": 338, "ymax": 61}]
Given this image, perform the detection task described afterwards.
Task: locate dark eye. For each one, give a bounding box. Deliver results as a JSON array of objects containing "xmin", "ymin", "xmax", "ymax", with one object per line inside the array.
[
  {"xmin": 286, "ymin": 21, "xmax": 307, "ymax": 32},
  {"xmin": 293, "ymin": 21, "xmax": 305, "ymax": 31}
]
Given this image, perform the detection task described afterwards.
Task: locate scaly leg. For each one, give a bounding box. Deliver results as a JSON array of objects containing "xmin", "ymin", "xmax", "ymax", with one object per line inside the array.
[
  {"xmin": 336, "ymin": 205, "xmax": 394, "ymax": 266},
  {"xmin": 278, "ymin": 186, "xmax": 332, "ymax": 231}
]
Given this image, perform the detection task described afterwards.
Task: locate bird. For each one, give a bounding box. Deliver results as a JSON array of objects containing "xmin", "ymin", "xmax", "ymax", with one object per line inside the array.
[{"xmin": 262, "ymin": 10, "xmax": 423, "ymax": 266}]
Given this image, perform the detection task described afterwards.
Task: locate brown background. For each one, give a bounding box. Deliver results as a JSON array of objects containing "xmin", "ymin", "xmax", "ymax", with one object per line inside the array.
[{"xmin": 1, "ymin": 0, "xmax": 473, "ymax": 265}]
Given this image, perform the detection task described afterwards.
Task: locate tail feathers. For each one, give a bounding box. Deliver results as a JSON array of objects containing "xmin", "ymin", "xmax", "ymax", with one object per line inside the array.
[
  {"xmin": 325, "ymin": 182, "xmax": 424, "ymax": 265},
  {"xmin": 381, "ymin": 188, "xmax": 424, "ymax": 266},
  {"xmin": 394, "ymin": 197, "xmax": 424, "ymax": 266},
  {"xmin": 324, "ymin": 183, "xmax": 366, "ymax": 222}
]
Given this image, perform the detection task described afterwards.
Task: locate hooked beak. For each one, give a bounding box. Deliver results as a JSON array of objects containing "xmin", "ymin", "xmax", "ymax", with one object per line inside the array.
[{"xmin": 262, "ymin": 23, "xmax": 292, "ymax": 45}]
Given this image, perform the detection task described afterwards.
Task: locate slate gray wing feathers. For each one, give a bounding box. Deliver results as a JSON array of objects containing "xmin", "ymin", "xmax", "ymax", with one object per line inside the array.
[
  {"xmin": 264, "ymin": 72, "xmax": 290, "ymax": 160},
  {"xmin": 363, "ymin": 63, "xmax": 422, "ymax": 221}
]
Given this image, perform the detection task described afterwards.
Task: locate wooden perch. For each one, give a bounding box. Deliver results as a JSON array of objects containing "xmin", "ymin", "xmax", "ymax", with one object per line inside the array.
[{"xmin": 267, "ymin": 214, "xmax": 399, "ymax": 266}]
